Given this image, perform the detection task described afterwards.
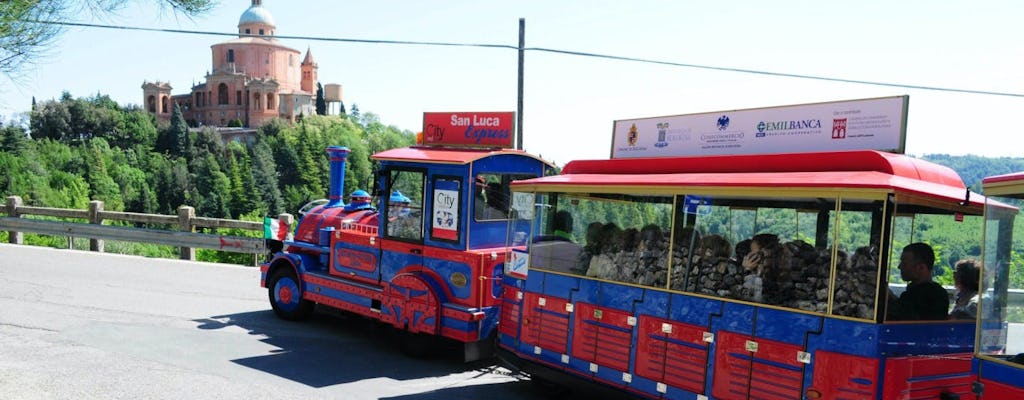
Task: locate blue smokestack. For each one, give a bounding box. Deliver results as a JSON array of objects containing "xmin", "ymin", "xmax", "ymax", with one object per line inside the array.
[{"xmin": 325, "ymin": 146, "xmax": 350, "ymax": 208}]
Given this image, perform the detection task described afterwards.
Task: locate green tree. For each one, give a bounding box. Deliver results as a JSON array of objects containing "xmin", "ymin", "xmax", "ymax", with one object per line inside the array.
[
  {"xmin": 192, "ymin": 153, "xmax": 231, "ymax": 217},
  {"xmin": 165, "ymin": 103, "xmax": 189, "ymax": 156},
  {"xmin": 315, "ymin": 82, "xmax": 327, "ymax": 115},
  {"xmin": 29, "ymin": 98, "xmax": 71, "ymax": 141},
  {"xmin": 251, "ymin": 140, "xmax": 284, "ymax": 215}
]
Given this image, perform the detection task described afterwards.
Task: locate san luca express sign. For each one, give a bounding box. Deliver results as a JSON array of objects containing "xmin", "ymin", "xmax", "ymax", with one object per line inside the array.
[{"xmin": 422, "ymin": 111, "xmax": 515, "ymax": 148}]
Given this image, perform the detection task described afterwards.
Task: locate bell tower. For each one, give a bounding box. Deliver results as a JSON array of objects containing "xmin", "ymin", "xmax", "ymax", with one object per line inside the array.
[{"xmin": 301, "ymin": 47, "xmax": 318, "ymax": 93}]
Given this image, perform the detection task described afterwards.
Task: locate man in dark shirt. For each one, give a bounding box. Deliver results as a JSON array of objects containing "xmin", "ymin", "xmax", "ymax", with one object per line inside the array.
[{"xmin": 886, "ymin": 242, "xmax": 950, "ymax": 321}]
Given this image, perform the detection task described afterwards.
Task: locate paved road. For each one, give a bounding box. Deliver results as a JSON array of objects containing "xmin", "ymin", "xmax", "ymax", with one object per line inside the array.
[{"xmin": 0, "ymin": 244, "xmax": 579, "ymax": 400}]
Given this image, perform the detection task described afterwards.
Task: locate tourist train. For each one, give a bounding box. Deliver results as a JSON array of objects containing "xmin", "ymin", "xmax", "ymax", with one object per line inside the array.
[{"xmin": 260, "ymin": 100, "xmax": 1023, "ymax": 399}]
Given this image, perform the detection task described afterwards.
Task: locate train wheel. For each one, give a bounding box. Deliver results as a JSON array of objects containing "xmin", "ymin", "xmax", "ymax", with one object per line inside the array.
[{"xmin": 268, "ymin": 268, "xmax": 313, "ymax": 321}]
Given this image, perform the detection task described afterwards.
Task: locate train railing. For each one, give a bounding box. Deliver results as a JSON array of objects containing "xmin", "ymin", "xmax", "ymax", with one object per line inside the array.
[{"xmin": 1, "ymin": 195, "xmax": 293, "ymax": 262}]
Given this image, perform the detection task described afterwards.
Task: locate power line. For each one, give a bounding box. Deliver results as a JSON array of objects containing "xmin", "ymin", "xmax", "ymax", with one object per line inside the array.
[{"xmin": 25, "ymin": 19, "xmax": 1024, "ymax": 99}]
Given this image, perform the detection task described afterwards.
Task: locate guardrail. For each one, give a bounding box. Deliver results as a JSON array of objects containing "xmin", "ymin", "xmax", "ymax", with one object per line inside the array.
[{"xmin": 2, "ymin": 195, "xmax": 293, "ymax": 261}]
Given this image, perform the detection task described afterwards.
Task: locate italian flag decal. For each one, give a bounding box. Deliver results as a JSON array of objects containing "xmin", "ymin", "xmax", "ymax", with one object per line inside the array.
[{"xmin": 263, "ymin": 217, "xmax": 292, "ymax": 241}]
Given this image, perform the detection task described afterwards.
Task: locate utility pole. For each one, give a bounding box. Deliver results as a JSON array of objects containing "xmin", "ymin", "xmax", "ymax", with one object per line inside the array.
[{"xmin": 516, "ymin": 18, "xmax": 525, "ymax": 150}]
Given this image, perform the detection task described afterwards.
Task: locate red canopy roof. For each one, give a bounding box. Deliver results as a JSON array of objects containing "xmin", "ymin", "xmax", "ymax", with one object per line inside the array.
[
  {"xmin": 372, "ymin": 146, "xmax": 552, "ymax": 166},
  {"xmin": 518, "ymin": 150, "xmax": 983, "ymax": 207}
]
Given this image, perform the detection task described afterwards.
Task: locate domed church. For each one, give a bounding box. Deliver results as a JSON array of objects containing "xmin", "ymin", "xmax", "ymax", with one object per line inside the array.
[{"xmin": 142, "ymin": 0, "xmax": 331, "ymax": 128}]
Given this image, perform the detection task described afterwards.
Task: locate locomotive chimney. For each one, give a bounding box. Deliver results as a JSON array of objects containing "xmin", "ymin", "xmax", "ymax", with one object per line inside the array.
[{"xmin": 325, "ymin": 146, "xmax": 350, "ymax": 208}]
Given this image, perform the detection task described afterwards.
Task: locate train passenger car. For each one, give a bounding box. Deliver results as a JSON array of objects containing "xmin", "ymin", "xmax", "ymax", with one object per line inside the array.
[
  {"xmin": 498, "ymin": 150, "xmax": 984, "ymax": 399},
  {"xmin": 973, "ymin": 171, "xmax": 1024, "ymax": 398},
  {"xmin": 261, "ymin": 139, "xmax": 552, "ymax": 360}
]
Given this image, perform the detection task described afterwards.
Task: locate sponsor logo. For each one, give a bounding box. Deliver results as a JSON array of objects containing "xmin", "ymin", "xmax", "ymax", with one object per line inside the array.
[
  {"xmin": 654, "ymin": 122, "xmax": 669, "ymax": 148},
  {"xmin": 755, "ymin": 119, "xmax": 823, "ymax": 137},
  {"xmin": 717, "ymin": 115, "xmax": 730, "ymax": 131},
  {"xmin": 627, "ymin": 123, "xmax": 639, "ymax": 146},
  {"xmin": 832, "ymin": 118, "xmax": 847, "ymax": 139}
]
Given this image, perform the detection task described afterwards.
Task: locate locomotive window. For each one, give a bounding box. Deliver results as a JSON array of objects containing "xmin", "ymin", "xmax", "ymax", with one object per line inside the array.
[
  {"xmin": 385, "ymin": 169, "xmax": 424, "ymax": 241},
  {"xmin": 474, "ymin": 173, "xmax": 535, "ymax": 222}
]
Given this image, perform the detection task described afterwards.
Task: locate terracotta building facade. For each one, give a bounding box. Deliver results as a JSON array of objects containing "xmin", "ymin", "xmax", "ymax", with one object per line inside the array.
[{"xmin": 142, "ymin": 0, "xmax": 324, "ymax": 128}]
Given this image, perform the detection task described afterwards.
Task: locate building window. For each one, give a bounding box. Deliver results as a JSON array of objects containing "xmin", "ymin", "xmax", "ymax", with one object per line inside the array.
[
  {"xmin": 289, "ymin": 54, "xmax": 293, "ymax": 66},
  {"xmin": 218, "ymin": 83, "xmax": 229, "ymax": 105},
  {"xmin": 147, "ymin": 96, "xmax": 156, "ymax": 113},
  {"xmin": 259, "ymin": 29, "xmax": 264, "ymax": 35},
  {"xmin": 161, "ymin": 96, "xmax": 168, "ymax": 113},
  {"xmin": 266, "ymin": 93, "xmax": 274, "ymax": 110},
  {"xmin": 245, "ymin": 28, "xmax": 250, "ymax": 34},
  {"xmin": 236, "ymin": 90, "xmax": 242, "ymax": 105},
  {"xmin": 227, "ymin": 49, "xmax": 234, "ymax": 63}
]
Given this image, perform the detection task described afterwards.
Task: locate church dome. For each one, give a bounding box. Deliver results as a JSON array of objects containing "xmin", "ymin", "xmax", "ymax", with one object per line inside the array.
[{"xmin": 238, "ymin": 3, "xmax": 275, "ymax": 27}]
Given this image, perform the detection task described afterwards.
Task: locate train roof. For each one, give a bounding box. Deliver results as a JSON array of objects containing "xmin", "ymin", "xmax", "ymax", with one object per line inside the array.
[
  {"xmin": 983, "ymin": 171, "xmax": 1024, "ymax": 198},
  {"xmin": 372, "ymin": 146, "xmax": 554, "ymax": 167},
  {"xmin": 514, "ymin": 150, "xmax": 988, "ymax": 208}
]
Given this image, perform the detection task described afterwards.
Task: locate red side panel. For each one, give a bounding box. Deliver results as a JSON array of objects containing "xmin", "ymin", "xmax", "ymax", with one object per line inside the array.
[
  {"xmin": 571, "ymin": 303, "xmax": 633, "ymax": 372},
  {"xmin": 712, "ymin": 331, "xmax": 805, "ymax": 400},
  {"xmin": 978, "ymin": 378, "xmax": 1024, "ymax": 399},
  {"xmin": 499, "ymin": 287, "xmax": 522, "ymax": 338},
  {"xmin": 635, "ymin": 315, "xmax": 709, "ymax": 394},
  {"xmin": 712, "ymin": 331, "xmax": 753, "ymax": 400},
  {"xmin": 381, "ymin": 274, "xmax": 439, "ymax": 335},
  {"xmin": 883, "ymin": 354, "xmax": 973, "ymax": 400},
  {"xmin": 521, "ymin": 292, "xmax": 570, "ymax": 354},
  {"xmin": 809, "ymin": 350, "xmax": 879, "ymax": 399}
]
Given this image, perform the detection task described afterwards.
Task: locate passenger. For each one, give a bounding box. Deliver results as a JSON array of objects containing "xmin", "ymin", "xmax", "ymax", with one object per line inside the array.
[
  {"xmin": 552, "ymin": 210, "xmax": 574, "ymax": 241},
  {"xmin": 949, "ymin": 259, "xmax": 981, "ymax": 320},
  {"xmin": 886, "ymin": 242, "xmax": 950, "ymax": 321},
  {"xmin": 740, "ymin": 233, "xmax": 791, "ymax": 304},
  {"xmin": 387, "ymin": 191, "xmax": 411, "ymax": 221}
]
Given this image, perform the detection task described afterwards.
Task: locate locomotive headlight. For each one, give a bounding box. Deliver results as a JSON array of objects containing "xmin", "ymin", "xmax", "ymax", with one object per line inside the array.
[{"xmin": 450, "ymin": 272, "xmax": 468, "ymax": 288}]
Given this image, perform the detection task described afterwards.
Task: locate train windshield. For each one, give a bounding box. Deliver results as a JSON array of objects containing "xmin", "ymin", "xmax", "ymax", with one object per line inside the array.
[{"xmin": 980, "ymin": 188, "xmax": 1024, "ymax": 358}]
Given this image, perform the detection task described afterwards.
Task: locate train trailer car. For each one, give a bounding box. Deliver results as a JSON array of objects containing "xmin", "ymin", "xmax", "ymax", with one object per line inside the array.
[
  {"xmin": 498, "ymin": 150, "xmax": 986, "ymax": 399},
  {"xmin": 261, "ymin": 145, "xmax": 552, "ymax": 360},
  {"xmin": 973, "ymin": 172, "xmax": 1024, "ymax": 398}
]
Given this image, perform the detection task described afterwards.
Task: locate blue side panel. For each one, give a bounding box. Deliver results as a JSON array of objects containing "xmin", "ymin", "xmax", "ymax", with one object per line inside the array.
[
  {"xmin": 379, "ymin": 249, "xmax": 416, "ymax": 281},
  {"xmin": 331, "ymin": 240, "xmax": 379, "ymax": 282},
  {"xmin": 523, "ymin": 270, "xmax": 546, "ymax": 293},
  {"xmin": 424, "ymin": 257, "xmax": 471, "ymax": 300},
  {"xmin": 711, "ymin": 301, "xmax": 756, "ymax": 335},
  {"xmin": 755, "ymin": 307, "xmax": 823, "ymax": 344},
  {"xmin": 600, "ymin": 281, "xmax": 645, "ymax": 311},
  {"xmin": 543, "ymin": 272, "xmax": 584, "ymax": 298},
  {"xmin": 571, "ymin": 277, "xmax": 600, "ymax": 304},
  {"xmin": 977, "ymin": 358, "xmax": 1024, "ymax": 385},
  {"xmin": 878, "ymin": 322, "xmax": 975, "ymax": 356},
  {"xmin": 635, "ymin": 289, "xmax": 671, "ymax": 320},
  {"xmin": 810, "ymin": 318, "xmax": 880, "ymax": 357},
  {"xmin": 669, "ymin": 293, "xmax": 722, "ymax": 326}
]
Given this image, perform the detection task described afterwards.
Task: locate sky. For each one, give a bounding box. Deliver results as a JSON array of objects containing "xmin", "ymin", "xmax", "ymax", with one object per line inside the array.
[{"xmin": 1, "ymin": 0, "xmax": 1022, "ymax": 165}]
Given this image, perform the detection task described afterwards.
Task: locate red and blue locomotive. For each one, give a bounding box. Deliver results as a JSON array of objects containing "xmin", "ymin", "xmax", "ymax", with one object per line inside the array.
[{"xmin": 260, "ymin": 112, "xmax": 552, "ymax": 360}]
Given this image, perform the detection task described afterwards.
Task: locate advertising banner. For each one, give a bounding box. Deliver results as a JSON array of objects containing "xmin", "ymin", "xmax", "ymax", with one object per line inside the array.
[
  {"xmin": 422, "ymin": 112, "xmax": 515, "ymax": 148},
  {"xmin": 431, "ymin": 179, "xmax": 460, "ymax": 241},
  {"xmin": 610, "ymin": 96, "xmax": 908, "ymax": 159}
]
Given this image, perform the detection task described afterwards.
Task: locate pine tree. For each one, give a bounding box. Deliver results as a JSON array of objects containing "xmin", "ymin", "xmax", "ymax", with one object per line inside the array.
[
  {"xmin": 169, "ymin": 103, "xmax": 189, "ymax": 157},
  {"xmin": 315, "ymin": 82, "xmax": 327, "ymax": 115}
]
